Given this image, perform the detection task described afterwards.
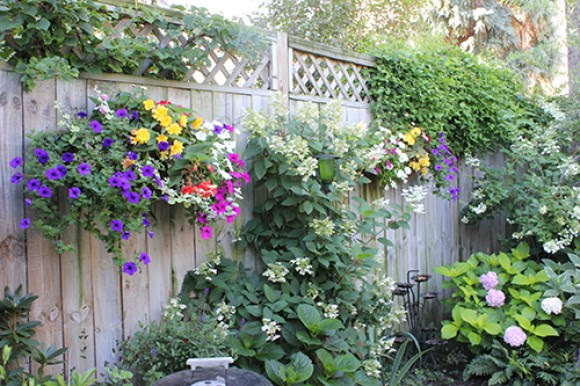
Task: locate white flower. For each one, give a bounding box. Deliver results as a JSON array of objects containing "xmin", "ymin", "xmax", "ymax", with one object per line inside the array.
[
  {"xmin": 465, "ymin": 156, "xmax": 480, "ymax": 167},
  {"xmin": 402, "ymin": 185, "xmax": 429, "ymax": 214},
  {"xmin": 543, "ymin": 240, "xmax": 560, "ymax": 254},
  {"xmin": 290, "ymin": 257, "xmax": 314, "ymax": 275},
  {"xmin": 539, "ymin": 205, "xmax": 548, "ymax": 215},
  {"xmin": 461, "ymin": 216, "xmax": 469, "ymax": 224},
  {"xmin": 323, "ymin": 304, "xmax": 339, "ymax": 319},
  {"xmin": 310, "ymin": 218, "xmax": 335, "ymax": 237},
  {"xmin": 541, "ymin": 297, "xmax": 563, "ymax": 315},
  {"xmin": 261, "ymin": 318, "xmax": 282, "ymax": 341},
  {"xmin": 215, "ymin": 301, "xmax": 236, "ymax": 322},
  {"xmin": 363, "ymin": 359, "xmax": 382, "ymax": 378},
  {"xmin": 262, "ymin": 263, "xmax": 289, "ymax": 283},
  {"xmin": 195, "ymin": 130, "xmax": 208, "ymax": 141},
  {"xmin": 162, "ymin": 298, "xmax": 187, "ymax": 320},
  {"xmin": 471, "ymin": 203, "xmax": 487, "ymax": 215}
]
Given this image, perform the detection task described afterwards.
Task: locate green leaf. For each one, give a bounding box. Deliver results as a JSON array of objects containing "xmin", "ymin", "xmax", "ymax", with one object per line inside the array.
[
  {"xmin": 296, "ymin": 331, "xmax": 322, "ymax": 346},
  {"xmin": 265, "ymin": 360, "xmax": 286, "ymax": 386},
  {"xmin": 512, "ymin": 275, "xmax": 530, "ymax": 285},
  {"xmin": 514, "ymin": 314, "xmax": 532, "ymax": 331},
  {"xmin": 460, "ymin": 308, "xmax": 478, "ymax": 326},
  {"xmin": 335, "ymin": 353, "xmax": 360, "ymax": 373},
  {"xmin": 245, "ymin": 305, "xmax": 262, "ymax": 317},
  {"xmin": 290, "ymin": 352, "xmax": 314, "ymax": 383},
  {"xmin": 483, "ymin": 322, "xmax": 502, "ymax": 336},
  {"xmin": 263, "ymin": 284, "xmax": 278, "ymax": 302},
  {"xmin": 316, "ymin": 349, "xmax": 335, "ymax": 374},
  {"xmin": 441, "ymin": 324, "xmax": 458, "ymax": 339},
  {"xmin": 35, "ymin": 18, "xmax": 50, "ymax": 30},
  {"xmin": 533, "ymin": 324, "xmax": 559, "ymax": 337},
  {"xmin": 297, "ymin": 304, "xmax": 321, "ymax": 329},
  {"xmin": 318, "ymin": 318, "xmax": 343, "ymax": 333},
  {"xmin": 512, "ymin": 242, "xmax": 530, "ymax": 260},
  {"xmin": 467, "ymin": 331, "xmax": 481, "ymax": 345},
  {"xmin": 303, "ymin": 201, "xmax": 313, "ymax": 214},
  {"xmin": 527, "ymin": 335, "xmax": 544, "ymax": 352}
]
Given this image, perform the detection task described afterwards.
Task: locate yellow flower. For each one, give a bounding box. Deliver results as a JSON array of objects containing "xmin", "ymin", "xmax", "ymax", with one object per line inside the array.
[
  {"xmin": 179, "ymin": 115, "xmax": 188, "ymax": 127},
  {"xmin": 143, "ymin": 99, "xmax": 155, "ymax": 111},
  {"xmin": 403, "ymin": 133, "xmax": 415, "ymax": 145},
  {"xmin": 421, "ymin": 167, "xmax": 428, "ymax": 176},
  {"xmin": 167, "ymin": 123, "xmax": 183, "ymax": 135},
  {"xmin": 156, "ymin": 134, "xmax": 168, "ymax": 143},
  {"xmin": 192, "ymin": 116, "xmax": 203, "ymax": 129},
  {"xmin": 410, "ymin": 161, "xmax": 421, "ymax": 171},
  {"xmin": 152, "ymin": 106, "xmax": 169, "ymax": 121},
  {"xmin": 159, "ymin": 151, "xmax": 169, "ymax": 160},
  {"xmin": 411, "ymin": 127, "xmax": 421, "ymax": 137},
  {"xmin": 159, "ymin": 115, "xmax": 173, "ymax": 128},
  {"xmin": 419, "ymin": 155, "xmax": 430, "ymax": 167},
  {"xmin": 170, "ymin": 140, "xmax": 184, "ymax": 156},
  {"xmin": 132, "ymin": 128, "xmax": 151, "ymax": 145}
]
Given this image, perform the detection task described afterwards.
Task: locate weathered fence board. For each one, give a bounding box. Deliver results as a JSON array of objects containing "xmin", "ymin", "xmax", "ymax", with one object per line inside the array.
[{"xmin": 0, "ymin": 30, "xmax": 507, "ymax": 376}]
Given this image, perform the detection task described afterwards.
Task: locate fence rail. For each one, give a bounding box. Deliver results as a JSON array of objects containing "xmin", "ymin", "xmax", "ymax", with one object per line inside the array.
[{"xmin": 0, "ymin": 20, "xmax": 505, "ymax": 378}]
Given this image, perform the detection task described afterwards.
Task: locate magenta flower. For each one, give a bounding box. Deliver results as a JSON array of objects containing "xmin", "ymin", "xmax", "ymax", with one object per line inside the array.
[
  {"xmin": 486, "ymin": 289, "xmax": 505, "ymax": 307},
  {"xmin": 197, "ymin": 213, "xmax": 208, "ymax": 224},
  {"xmin": 9, "ymin": 157, "xmax": 22, "ymax": 168},
  {"xmin": 386, "ymin": 160, "xmax": 393, "ymax": 170},
  {"xmin": 201, "ymin": 226, "xmax": 212, "ymax": 239},
  {"xmin": 228, "ymin": 153, "xmax": 240, "ymax": 163},
  {"xmin": 479, "ymin": 271, "xmax": 499, "ymax": 290},
  {"xmin": 139, "ymin": 252, "xmax": 151, "ymax": 265},
  {"xmin": 224, "ymin": 123, "xmax": 234, "ymax": 132},
  {"xmin": 122, "ymin": 261, "xmax": 137, "ymax": 276},
  {"xmin": 504, "ymin": 326, "xmax": 527, "ymax": 347},
  {"xmin": 20, "ymin": 218, "xmax": 31, "ymax": 230},
  {"xmin": 68, "ymin": 187, "xmax": 81, "ymax": 199}
]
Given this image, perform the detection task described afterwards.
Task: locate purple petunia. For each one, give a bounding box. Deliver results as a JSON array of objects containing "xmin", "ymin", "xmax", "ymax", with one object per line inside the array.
[
  {"xmin": 111, "ymin": 219, "xmax": 124, "ymax": 233},
  {"xmin": 141, "ymin": 187, "xmax": 152, "ymax": 200},
  {"xmin": 434, "ymin": 164, "xmax": 443, "ymax": 171},
  {"xmin": 122, "ymin": 232, "xmax": 131, "ymax": 240},
  {"xmin": 115, "ymin": 109, "xmax": 129, "ymax": 118},
  {"xmin": 445, "ymin": 174, "xmax": 455, "ymax": 181},
  {"xmin": 119, "ymin": 178, "xmax": 131, "ymax": 191},
  {"xmin": 68, "ymin": 187, "xmax": 81, "ymax": 199},
  {"xmin": 56, "ymin": 165, "xmax": 67, "ymax": 177},
  {"xmin": 62, "ymin": 152, "xmax": 75, "ymax": 163},
  {"xmin": 77, "ymin": 162, "xmax": 91, "ymax": 175},
  {"xmin": 126, "ymin": 191, "xmax": 140, "ymax": 204},
  {"xmin": 11, "ymin": 172, "xmax": 24, "ymax": 184},
  {"xmin": 9, "ymin": 157, "xmax": 22, "ymax": 168},
  {"xmin": 46, "ymin": 168, "xmax": 61, "ymax": 181},
  {"xmin": 200, "ymin": 226, "xmax": 212, "ymax": 240},
  {"xmin": 122, "ymin": 261, "xmax": 137, "ymax": 276},
  {"xmin": 139, "ymin": 252, "xmax": 151, "ymax": 265},
  {"xmin": 143, "ymin": 217, "xmax": 151, "ymax": 228},
  {"xmin": 77, "ymin": 111, "xmax": 88, "ymax": 118},
  {"xmin": 131, "ymin": 110, "xmax": 139, "ymax": 120},
  {"xmin": 141, "ymin": 165, "xmax": 155, "ymax": 178},
  {"xmin": 124, "ymin": 170, "xmax": 136, "ymax": 182},
  {"xmin": 90, "ymin": 120, "xmax": 102, "ymax": 133},
  {"xmin": 24, "ymin": 198, "xmax": 32, "ymax": 206},
  {"xmin": 34, "ymin": 148, "xmax": 49, "ymax": 165},
  {"xmin": 158, "ymin": 141, "xmax": 170, "ymax": 151},
  {"xmin": 147, "ymin": 230, "xmax": 155, "ymax": 239},
  {"xmin": 213, "ymin": 124, "xmax": 224, "ymax": 134},
  {"xmin": 224, "ymin": 123, "xmax": 234, "ymax": 133},
  {"xmin": 126, "ymin": 152, "xmax": 138, "ymax": 161},
  {"xmin": 102, "ymin": 138, "xmax": 114, "ymax": 148},
  {"xmin": 38, "ymin": 185, "xmax": 52, "ymax": 198},
  {"xmin": 108, "ymin": 175, "xmax": 121, "ymax": 188},
  {"xmin": 20, "ymin": 218, "xmax": 31, "ymax": 230}
]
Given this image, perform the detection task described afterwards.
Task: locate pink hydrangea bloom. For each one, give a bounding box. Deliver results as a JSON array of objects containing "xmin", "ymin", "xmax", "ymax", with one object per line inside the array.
[
  {"xmin": 486, "ymin": 289, "xmax": 505, "ymax": 307},
  {"xmin": 479, "ymin": 271, "xmax": 499, "ymax": 290},
  {"xmin": 504, "ymin": 326, "xmax": 527, "ymax": 347}
]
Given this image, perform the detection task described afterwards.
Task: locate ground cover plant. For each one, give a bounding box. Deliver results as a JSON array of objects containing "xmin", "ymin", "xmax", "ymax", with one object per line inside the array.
[{"xmin": 8, "ymin": 88, "xmax": 249, "ymax": 272}]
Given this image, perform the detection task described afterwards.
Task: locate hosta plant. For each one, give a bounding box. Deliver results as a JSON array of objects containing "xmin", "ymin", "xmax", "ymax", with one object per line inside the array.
[{"xmin": 8, "ymin": 88, "xmax": 248, "ymax": 273}]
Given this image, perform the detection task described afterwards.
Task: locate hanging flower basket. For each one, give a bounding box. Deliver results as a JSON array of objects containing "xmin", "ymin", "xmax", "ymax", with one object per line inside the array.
[{"xmin": 8, "ymin": 88, "xmax": 249, "ymax": 274}]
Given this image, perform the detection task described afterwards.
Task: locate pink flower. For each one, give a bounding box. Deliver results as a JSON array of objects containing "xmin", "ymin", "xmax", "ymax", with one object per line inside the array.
[
  {"xmin": 486, "ymin": 289, "xmax": 505, "ymax": 307},
  {"xmin": 226, "ymin": 206, "xmax": 241, "ymax": 224},
  {"xmin": 200, "ymin": 226, "xmax": 212, "ymax": 240},
  {"xmin": 197, "ymin": 213, "xmax": 208, "ymax": 224},
  {"xmin": 479, "ymin": 271, "xmax": 499, "ymax": 290},
  {"xmin": 386, "ymin": 160, "xmax": 393, "ymax": 170},
  {"xmin": 504, "ymin": 326, "xmax": 527, "ymax": 347}
]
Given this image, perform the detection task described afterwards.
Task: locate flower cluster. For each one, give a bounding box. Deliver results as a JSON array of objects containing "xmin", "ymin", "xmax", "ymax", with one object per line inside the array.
[
  {"xmin": 289, "ymin": 257, "xmax": 314, "ymax": 276},
  {"xmin": 9, "ymin": 88, "xmax": 247, "ymax": 274},
  {"xmin": 369, "ymin": 127, "xmax": 414, "ymax": 188},
  {"xmin": 503, "ymin": 325, "xmax": 527, "ymax": 347},
  {"xmin": 479, "ymin": 271, "xmax": 505, "ymax": 307},
  {"xmin": 541, "ymin": 297, "xmax": 563, "ymax": 315},
  {"xmin": 261, "ymin": 318, "xmax": 282, "ymax": 342},
  {"xmin": 262, "ymin": 262, "xmax": 289, "ymax": 283},
  {"xmin": 162, "ymin": 298, "xmax": 187, "ymax": 321},
  {"xmin": 429, "ymin": 133, "xmax": 460, "ymax": 201}
]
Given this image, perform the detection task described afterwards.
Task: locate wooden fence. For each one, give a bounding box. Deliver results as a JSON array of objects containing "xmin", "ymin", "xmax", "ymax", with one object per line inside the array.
[{"xmin": 0, "ymin": 29, "xmax": 506, "ymax": 377}]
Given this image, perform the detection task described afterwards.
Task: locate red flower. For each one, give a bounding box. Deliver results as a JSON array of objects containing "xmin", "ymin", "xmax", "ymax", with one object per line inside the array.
[{"xmin": 180, "ymin": 180, "xmax": 217, "ymax": 198}]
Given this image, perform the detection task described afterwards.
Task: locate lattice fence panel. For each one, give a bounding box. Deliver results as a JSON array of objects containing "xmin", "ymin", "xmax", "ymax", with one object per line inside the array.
[
  {"xmin": 291, "ymin": 50, "xmax": 371, "ymax": 103},
  {"xmin": 68, "ymin": 17, "xmax": 272, "ymax": 90}
]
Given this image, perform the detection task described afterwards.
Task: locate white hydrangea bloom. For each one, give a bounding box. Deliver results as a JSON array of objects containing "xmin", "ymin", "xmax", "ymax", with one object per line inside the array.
[
  {"xmin": 471, "ymin": 203, "xmax": 487, "ymax": 214},
  {"xmin": 261, "ymin": 318, "xmax": 282, "ymax": 341},
  {"xmin": 310, "ymin": 218, "xmax": 335, "ymax": 237},
  {"xmin": 290, "ymin": 257, "xmax": 314, "ymax": 275},
  {"xmin": 162, "ymin": 298, "xmax": 187, "ymax": 321},
  {"xmin": 363, "ymin": 358, "xmax": 382, "ymax": 378},
  {"xmin": 541, "ymin": 297, "xmax": 563, "ymax": 315},
  {"xmin": 262, "ymin": 263, "xmax": 289, "ymax": 283}
]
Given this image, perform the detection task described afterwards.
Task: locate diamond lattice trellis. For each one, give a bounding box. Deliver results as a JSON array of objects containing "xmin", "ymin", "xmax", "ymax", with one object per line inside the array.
[{"xmin": 291, "ymin": 50, "xmax": 371, "ymax": 103}]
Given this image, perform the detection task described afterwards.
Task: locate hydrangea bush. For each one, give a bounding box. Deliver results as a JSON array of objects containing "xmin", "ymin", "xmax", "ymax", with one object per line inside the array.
[
  {"xmin": 180, "ymin": 97, "xmax": 412, "ymax": 385},
  {"xmin": 436, "ymin": 243, "xmax": 579, "ymax": 384},
  {"xmin": 8, "ymin": 88, "xmax": 248, "ymax": 273}
]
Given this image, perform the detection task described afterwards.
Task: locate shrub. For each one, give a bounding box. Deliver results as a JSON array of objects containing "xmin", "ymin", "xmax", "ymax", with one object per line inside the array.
[
  {"xmin": 119, "ymin": 297, "xmax": 232, "ymax": 384},
  {"xmin": 180, "ymin": 97, "xmax": 412, "ymax": 385},
  {"xmin": 436, "ymin": 243, "xmax": 580, "ymax": 385}
]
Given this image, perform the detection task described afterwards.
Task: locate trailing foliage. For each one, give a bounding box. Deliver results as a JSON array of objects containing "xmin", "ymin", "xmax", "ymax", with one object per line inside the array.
[
  {"xmin": 119, "ymin": 297, "xmax": 232, "ymax": 384},
  {"xmin": 0, "ymin": 0, "xmax": 267, "ymax": 89},
  {"xmin": 180, "ymin": 98, "xmax": 415, "ymax": 385},
  {"xmin": 368, "ymin": 46, "xmax": 534, "ymax": 155},
  {"xmin": 461, "ymin": 95, "xmax": 578, "ymax": 256}
]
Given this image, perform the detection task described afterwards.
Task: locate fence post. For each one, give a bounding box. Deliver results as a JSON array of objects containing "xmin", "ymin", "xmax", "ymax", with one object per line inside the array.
[{"xmin": 272, "ymin": 31, "xmax": 290, "ymax": 100}]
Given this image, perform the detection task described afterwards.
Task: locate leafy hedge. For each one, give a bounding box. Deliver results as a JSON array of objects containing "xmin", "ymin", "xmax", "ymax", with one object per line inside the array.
[{"xmin": 367, "ymin": 47, "xmax": 534, "ymax": 154}]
